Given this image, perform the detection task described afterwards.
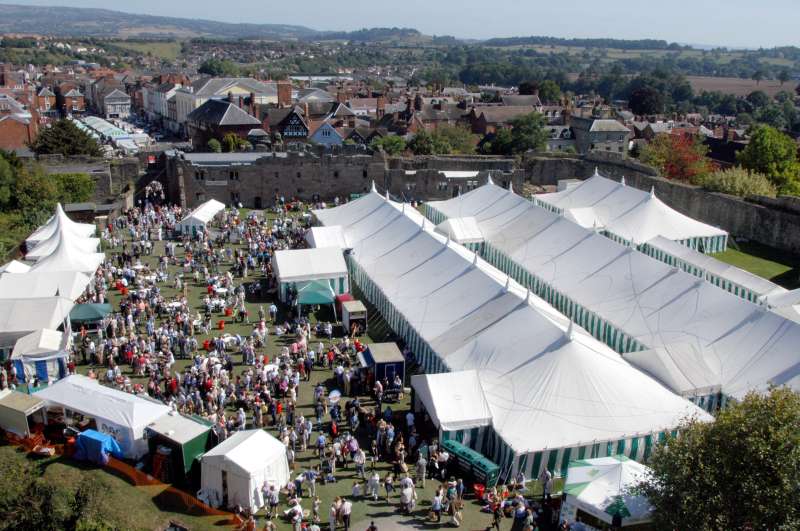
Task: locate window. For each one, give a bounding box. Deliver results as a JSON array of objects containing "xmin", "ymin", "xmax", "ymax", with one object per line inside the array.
[
  {"xmin": 275, "ymin": 172, "xmax": 279, "ymax": 179},
  {"xmin": 405, "ymin": 182, "xmax": 417, "ymax": 191},
  {"xmin": 333, "ymin": 171, "xmax": 339, "ymax": 179},
  {"xmin": 296, "ymin": 172, "xmax": 301, "ymax": 179},
  {"xmin": 436, "ymin": 182, "xmax": 448, "ymax": 191},
  {"xmin": 362, "ymin": 169, "xmax": 368, "ymax": 179}
]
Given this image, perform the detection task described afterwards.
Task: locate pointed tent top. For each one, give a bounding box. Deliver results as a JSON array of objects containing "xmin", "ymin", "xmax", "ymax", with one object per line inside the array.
[
  {"xmin": 487, "ymin": 174, "xmax": 494, "ymax": 186},
  {"xmin": 370, "ymin": 180, "xmax": 377, "ymax": 193},
  {"xmin": 508, "ymin": 181, "xmax": 514, "ymax": 194},
  {"xmin": 504, "ymin": 276, "xmax": 511, "ymax": 292},
  {"xmin": 566, "ymin": 320, "xmax": 575, "ymax": 341},
  {"xmin": 620, "ymin": 176, "xmax": 626, "ymax": 186},
  {"xmin": 649, "ymin": 186, "xmax": 656, "ymax": 198},
  {"xmin": 593, "ymin": 166, "xmax": 600, "ymax": 177},
  {"xmin": 525, "ymin": 289, "xmax": 533, "ymax": 304},
  {"xmin": 445, "ymin": 232, "xmax": 451, "ymax": 246},
  {"xmin": 420, "ymin": 218, "xmax": 426, "ymax": 231},
  {"xmin": 401, "ymin": 202, "xmax": 406, "ymax": 213},
  {"xmin": 472, "ymin": 252, "xmax": 479, "ymax": 266},
  {"xmin": 385, "ymin": 189, "xmax": 391, "ymax": 201}
]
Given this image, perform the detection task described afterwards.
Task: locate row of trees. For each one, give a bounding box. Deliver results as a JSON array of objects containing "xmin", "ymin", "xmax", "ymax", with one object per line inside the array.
[{"xmin": 640, "ymin": 124, "xmax": 800, "ymax": 197}]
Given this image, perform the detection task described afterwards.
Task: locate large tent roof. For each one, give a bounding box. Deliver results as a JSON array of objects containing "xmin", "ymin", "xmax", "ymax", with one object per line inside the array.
[
  {"xmin": 25, "ymin": 228, "xmax": 99, "ymax": 261},
  {"xmin": 179, "ymin": 199, "xmax": 225, "ymax": 226},
  {"xmin": 0, "ymin": 271, "xmax": 91, "ymax": 300},
  {"xmin": 274, "ymin": 247, "xmax": 347, "ymax": 283},
  {"xmin": 146, "ymin": 412, "xmax": 211, "ymax": 446},
  {"xmin": 536, "ymin": 173, "xmax": 726, "ymax": 244},
  {"xmin": 314, "ymin": 193, "xmax": 710, "ymax": 454},
  {"xmin": 428, "ymin": 183, "xmax": 800, "ymax": 400},
  {"xmin": 411, "ymin": 370, "xmax": 492, "ymax": 432},
  {"xmin": 0, "ymin": 297, "xmax": 74, "ymax": 345},
  {"xmin": 26, "ymin": 204, "xmax": 96, "ymax": 246},
  {"xmin": 202, "ymin": 429, "xmax": 286, "ymax": 476},
  {"xmin": 35, "ymin": 374, "xmax": 170, "ymax": 431},
  {"xmin": 564, "ymin": 455, "xmax": 653, "ymax": 526},
  {"xmin": 305, "ymin": 225, "xmax": 348, "ymax": 249},
  {"xmin": 11, "ymin": 329, "xmax": 65, "ymax": 361},
  {"xmin": 30, "ymin": 230, "xmax": 104, "ymax": 274}
]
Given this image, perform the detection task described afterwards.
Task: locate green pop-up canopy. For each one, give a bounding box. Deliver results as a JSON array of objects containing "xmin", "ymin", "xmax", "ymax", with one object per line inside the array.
[
  {"xmin": 69, "ymin": 303, "xmax": 112, "ymax": 324},
  {"xmin": 296, "ymin": 280, "xmax": 336, "ymax": 306}
]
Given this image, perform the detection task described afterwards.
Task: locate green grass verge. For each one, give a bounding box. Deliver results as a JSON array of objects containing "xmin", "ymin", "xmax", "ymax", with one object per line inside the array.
[{"xmin": 713, "ymin": 241, "xmax": 800, "ymax": 289}]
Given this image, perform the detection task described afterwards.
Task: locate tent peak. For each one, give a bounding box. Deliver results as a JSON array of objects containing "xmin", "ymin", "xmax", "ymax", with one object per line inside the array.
[
  {"xmin": 650, "ymin": 186, "xmax": 656, "ymax": 198},
  {"xmin": 508, "ymin": 181, "xmax": 514, "ymax": 194},
  {"xmin": 525, "ymin": 289, "xmax": 533, "ymax": 304},
  {"xmin": 566, "ymin": 320, "xmax": 575, "ymax": 341},
  {"xmin": 593, "ymin": 166, "xmax": 600, "ymax": 177},
  {"xmin": 620, "ymin": 176, "xmax": 626, "ymax": 186},
  {"xmin": 420, "ymin": 218, "xmax": 426, "ymax": 231},
  {"xmin": 504, "ymin": 275, "xmax": 511, "ymax": 292},
  {"xmin": 472, "ymin": 252, "xmax": 479, "ymax": 266},
  {"xmin": 385, "ymin": 189, "xmax": 391, "ymax": 201},
  {"xmin": 486, "ymin": 174, "xmax": 493, "ymax": 186},
  {"xmin": 370, "ymin": 180, "xmax": 377, "ymax": 193}
]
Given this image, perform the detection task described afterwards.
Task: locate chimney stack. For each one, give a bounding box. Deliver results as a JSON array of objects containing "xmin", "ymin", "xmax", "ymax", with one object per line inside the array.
[
  {"xmin": 377, "ymin": 95, "xmax": 386, "ymax": 119},
  {"xmin": 277, "ymin": 80, "xmax": 292, "ymax": 108}
]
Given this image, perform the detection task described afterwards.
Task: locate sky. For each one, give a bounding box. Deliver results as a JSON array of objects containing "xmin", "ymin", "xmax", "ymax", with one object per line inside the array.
[{"xmin": 4, "ymin": 0, "xmax": 799, "ymax": 48}]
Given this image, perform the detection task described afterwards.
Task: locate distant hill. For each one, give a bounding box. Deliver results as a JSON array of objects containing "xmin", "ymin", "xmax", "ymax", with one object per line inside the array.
[{"xmin": 0, "ymin": 4, "xmax": 318, "ymax": 39}]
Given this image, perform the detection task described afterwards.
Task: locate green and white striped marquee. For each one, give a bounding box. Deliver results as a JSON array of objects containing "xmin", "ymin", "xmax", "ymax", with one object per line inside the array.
[{"xmin": 640, "ymin": 241, "xmax": 762, "ymax": 303}]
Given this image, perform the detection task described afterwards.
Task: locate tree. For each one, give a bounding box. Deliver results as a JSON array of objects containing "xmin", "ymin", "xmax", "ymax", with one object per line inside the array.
[
  {"xmin": 221, "ymin": 133, "xmax": 246, "ymax": 153},
  {"xmin": 694, "ymin": 167, "xmax": 777, "ymax": 198},
  {"xmin": 0, "ymin": 156, "xmax": 13, "ymax": 209},
  {"xmin": 432, "ymin": 125, "xmax": 476, "ymax": 154},
  {"xmin": 198, "ymin": 58, "xmax": 239, "ymax": 77},
  {"xmin": 29, "ymin": 119, "xmax": 102, "ymax": 157},
  {"xmin": 752, "ymin": 69, "xmax": 765, "ymax": 85},
  {"xmin": 369, "ymin": 135, "xmax": 406, "ymax": 156},
  {"xmin": 54, "ymin": 173, "xmax": 95, "ymax": 203},
  {"xmin": 483, "ymin": 112, "xmax": 548, "ymax": 156},
  {"xmin": 408, "ymin": 130, "xmax": 451, "ymax": 155},
  {"xmin": 537, "ymin": 79, "xmax": 562, "ymax": 103},
  {"xmin": 207, "ymin": 138, "xmax": 222, "ymax": 153},
  {"xmin": 778, "ymin": 69, "xmax": 791, "ymax": 86},
  {"xmin": 746, "ymin": 90, "xmax": 770, "ymax": 110},
  {"xmin": 737, "ymin": 125, "xmax": 800, "ymax": 195},
  {"xmin": 638, "ymin": 387, "xmax": 800, "ymax": 531},
  {"xmin": 629, "ymin": 87, "xmax": 664, "ymax": 116},
  {"xmin": 640, "ymin": 134, "xmax": 714, "ymax": 183}
]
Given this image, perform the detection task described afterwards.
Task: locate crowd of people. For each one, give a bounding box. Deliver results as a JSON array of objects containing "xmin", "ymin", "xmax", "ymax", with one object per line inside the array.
[{"xmin": 1, "ymin": 194, "xmax": 586, "ymax": 531}]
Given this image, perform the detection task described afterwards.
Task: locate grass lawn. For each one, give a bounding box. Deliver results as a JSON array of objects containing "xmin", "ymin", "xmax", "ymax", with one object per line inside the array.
[
  {"xmin": 713, "ymin": 241, "xmax": 800, "ymax": 289},
  {"xmin": 1, "ymin": 209, "xmax": 550, "ymax": 530},
  {"xmin": 113, "ymin": 40, "xmax": 183, "ymax": 61}
]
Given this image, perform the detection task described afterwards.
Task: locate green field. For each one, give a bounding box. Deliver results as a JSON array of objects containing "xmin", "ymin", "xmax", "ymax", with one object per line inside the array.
[
  {"xmin": 713, "ymin": 241, "xmax": 799, "ymax": 289},
  {"xmin": 113, "ymin": 40, "xmax": 183, "ymax": 61}
]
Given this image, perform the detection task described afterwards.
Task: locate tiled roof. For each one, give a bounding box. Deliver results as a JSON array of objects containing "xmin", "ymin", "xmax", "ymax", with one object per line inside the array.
[{"xmin": 187, "ymin": 99, "xmax": 260, "ymax": 126}]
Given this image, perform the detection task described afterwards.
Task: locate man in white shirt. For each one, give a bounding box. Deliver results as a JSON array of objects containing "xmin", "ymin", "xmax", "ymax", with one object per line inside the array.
[{"xmin": 340, "ymin": 498, "xmax": 353, "ymax": 531}]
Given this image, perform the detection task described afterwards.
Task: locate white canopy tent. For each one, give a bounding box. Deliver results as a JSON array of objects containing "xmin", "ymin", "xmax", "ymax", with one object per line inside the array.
[
  {"xmin": 25, "ymin": 230, "xmax": 100, "ymax": 261},
  {"xmin": 434, "ymin": 217, "xmax": 484, "ymax": 249},
  {"xmin": 0, "ymin": 389, "xmax": 45, "ymax": 438},
  {"xmin": 425, "ymin": 182, "xmax": 800, "ymax": 406},
  {"xmin": 0, "ymin": 260, "xmax": 31, "ymax": 274},
  {"xmin": 30, "ymin": 230, "xmax": 104, "ymax": 274},
  {"xmin": 273, "ymin": 247, "xmax": 349, "ymax": 302},
  {"xmin": 178, "ymin": 199, "xmax": 225, "ymax": 235},
  {"xmin": 35, "ymin": 374, "xmax": 170, "ymax": 458},
  {"xmin": 561, "ymin": 456, "xmax": 653, "ymax": 527},
  {"xmin": 315, "ymin": 191, "xmax": 710, "ymax": 478},
  {"xmin": 411, "ymin": 370, "xmax": 492, "ymax": 433},
  {"xmin": 26, "ymin": 204, "xmax": 96, "ymax": 248},
  {"xmin": 0, "ymin": 271, "xmax": 91, "ymax": 301},
  {"xmin": 534, "ymin": 172, "xmax": 728, "ymax": 252},
  {"xmin": 201, "ymin": 429, "xmax": 290, "ymax": 511},
  {"xmin": 10, "ymin": 329, "xmax": 68, "ymax": 384},
  {"xmin": 0, "ymin": 297, "xmax": 74, "ymax": 349},
  {"xmin": 305, "ymin": 225, "xmax": 347, "ymax": 249}
]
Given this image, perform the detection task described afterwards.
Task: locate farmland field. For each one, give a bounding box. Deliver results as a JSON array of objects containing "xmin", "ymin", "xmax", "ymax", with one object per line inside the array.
[
  {"xmin": 687, "ymin": 75, "xmax": 793, "ymax": 97},
  {"xmin": 111, "ymin": 39, "xmax": 183, "ymax": 60}
]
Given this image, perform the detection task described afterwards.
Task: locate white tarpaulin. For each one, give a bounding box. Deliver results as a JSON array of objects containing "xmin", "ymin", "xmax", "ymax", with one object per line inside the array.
[
  {"xmin": 427, "ymin": 182, "xmax": 800, "ymax": 402},
  {"xmin": 562, "ymin": 456, "xmax": 653, "ymax": 527},
  {"xmin": 35, "ymin": 374, "xmax": 170, "ymax": 458},
  {"xmin": 305, "ymin": 225, "xmax": 347, "ymax": 249},
  {"xmin": 201, "ymin": 429, "xmax": 290, "ymax": 511},
  {"xmin": 0, "ymin": 297, "xmax": 74, "ymax": 348},
  {"xmin": 0, "ymin": 271, "xmax": 91, "ymax": 300},
  {"xmin": 178, "ymin": 199, "xmax": 225, "ymax": 234},
  {"xmin": 411, "ymin": 370, "xmax": 492, "ymax": 432},
  {"xmin": 536, "ymin": 172, "xmax": 727, "ymax": 246},
  {"xmin": 26, "ymin": 204, "xmax": 96, "ymax": 247},
  {"xmin": 25, "ymin": 230, "xmax": 100, "ymax": 261},
  {"xmin": 0, "ymin": 260, "xmax": 31, "ymax": 274}
]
